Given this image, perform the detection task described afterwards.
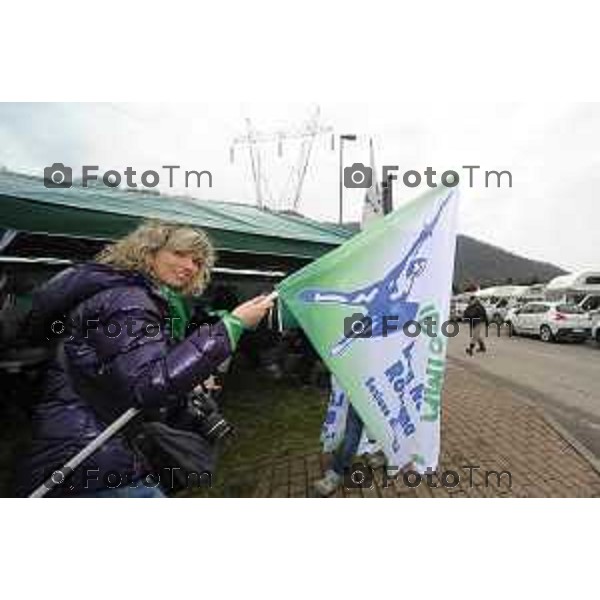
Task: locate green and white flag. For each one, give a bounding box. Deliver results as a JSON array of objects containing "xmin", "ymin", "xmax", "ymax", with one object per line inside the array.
[
  {"xmin": 276, "ymin": 186, "xmax": 459, "ymax": 471},
  {"xmin": 325, "ymin": 137, "xmax": 383, "ymax": 455}
]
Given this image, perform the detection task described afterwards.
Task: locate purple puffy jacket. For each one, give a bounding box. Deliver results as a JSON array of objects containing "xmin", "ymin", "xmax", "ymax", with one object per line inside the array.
[{"xmin": 18, "ymin": 263, "xmax": 232, "ymax": 497}]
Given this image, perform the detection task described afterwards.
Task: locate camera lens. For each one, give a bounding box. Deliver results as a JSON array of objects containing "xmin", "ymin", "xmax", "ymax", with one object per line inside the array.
[
  {"xmin": 188, "ymin": 389, "xmax": 235, "ymax": 442},
  {"xmin": 205, "ymin": 418, "xmax": 234, "ymax": 440}
]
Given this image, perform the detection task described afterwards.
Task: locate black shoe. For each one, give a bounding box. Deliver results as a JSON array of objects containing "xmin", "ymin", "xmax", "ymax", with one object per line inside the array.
[
  {"xmin": 465, "ymin": 346, "xmax": 474, "ymax": 356},
  {"xmin": 476, "ymin": 346, "xmax": 486, "ymax": 353}
]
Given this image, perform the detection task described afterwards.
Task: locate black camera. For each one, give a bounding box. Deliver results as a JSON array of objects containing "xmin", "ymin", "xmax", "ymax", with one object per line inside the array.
[
  {"xmin": 188, "ymin": 387, "xmax": 234, "ymax": 442},
  {"xmin": 343, "ymin": 313, "xmax": 373, "ymax": 339}
]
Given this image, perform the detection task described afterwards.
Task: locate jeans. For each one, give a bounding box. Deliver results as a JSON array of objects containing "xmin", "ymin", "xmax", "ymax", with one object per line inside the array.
[
  {"xmin": 73, "ymin": 480, "xmax": 166, "ymax": 498},
  {"xmin": 332, "ymin": 404, "xmax": 364, "ymax": 476}
]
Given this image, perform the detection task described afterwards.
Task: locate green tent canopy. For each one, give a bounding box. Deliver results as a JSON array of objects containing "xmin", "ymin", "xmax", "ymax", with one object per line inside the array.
[{"xmin": 0, "ymin": 170, "xmax": 352, "ymax": 263}]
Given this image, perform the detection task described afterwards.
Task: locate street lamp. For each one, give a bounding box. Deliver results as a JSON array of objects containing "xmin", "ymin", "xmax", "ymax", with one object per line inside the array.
[{"xmin": 338, "ymin": 134, "xmax": 357, "ymax": 224}]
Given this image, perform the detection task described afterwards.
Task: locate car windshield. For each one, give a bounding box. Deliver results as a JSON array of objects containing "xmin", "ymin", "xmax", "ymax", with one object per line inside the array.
[{"xmin": 556, "ymin": 304, "xmax": 585, "ymax": 314}]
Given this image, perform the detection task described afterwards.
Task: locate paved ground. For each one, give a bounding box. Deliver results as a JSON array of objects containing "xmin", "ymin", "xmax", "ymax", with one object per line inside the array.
[
  {"xmin": 447, "ymin": 322, "xmax": 600, "ymax": 460},
  {"xmin": 242, "ymin": 359, "xmax": 600, "ymax": 497}
]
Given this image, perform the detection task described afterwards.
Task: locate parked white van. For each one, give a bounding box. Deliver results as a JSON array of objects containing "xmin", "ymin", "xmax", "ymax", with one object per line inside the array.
[
  {"xmin": 545, "ymin": 271, "xmax": 600, "ymax": 304},
  {"xmin": 545, "ymin": 272, "xmax": 600, "ymax": 331}
]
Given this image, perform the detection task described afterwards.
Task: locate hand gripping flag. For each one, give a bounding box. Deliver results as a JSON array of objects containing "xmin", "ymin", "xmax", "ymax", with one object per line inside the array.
[{"xmin": 276, "ymin": 186, "xmax": 459, "ymax": 472}]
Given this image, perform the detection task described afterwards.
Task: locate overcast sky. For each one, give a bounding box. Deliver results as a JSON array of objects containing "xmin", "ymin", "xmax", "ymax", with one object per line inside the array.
[{"xmin": 0, "ymin": 102, "xmax": 597, "ymax": 272}]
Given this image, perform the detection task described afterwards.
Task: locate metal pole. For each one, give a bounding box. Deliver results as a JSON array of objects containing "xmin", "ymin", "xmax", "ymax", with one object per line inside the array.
[
  {"xmin": 338, "ymin": 136, "xmax": 343, "ymax": 224},
  {"xmin": 29, "ymin": 407, "xmax": 140, "ymax": 498},
  {"xmin": 337, "ymin": 134, "xmax": 357, "ymax": 224},
  {"xmin": 383, "ymin": 174, "xmax": 394, "ymax": 215}
]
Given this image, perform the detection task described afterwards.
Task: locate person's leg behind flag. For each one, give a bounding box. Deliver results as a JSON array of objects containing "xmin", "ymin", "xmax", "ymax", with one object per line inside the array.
[{"xmin": 314, "ymin": 403, "xmax": 364, "ymax": 497}]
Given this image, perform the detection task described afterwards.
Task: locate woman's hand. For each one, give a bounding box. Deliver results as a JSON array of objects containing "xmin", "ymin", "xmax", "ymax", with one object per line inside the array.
[{"xmin": 232, "ymin": 294, "xmax": 275, "ymax": 329}]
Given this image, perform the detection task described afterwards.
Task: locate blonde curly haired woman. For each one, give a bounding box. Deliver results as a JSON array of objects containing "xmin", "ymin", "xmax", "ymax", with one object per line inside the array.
[{"xmin": 19, "ymin": 221, "xmax": 273, "ymax": 497}]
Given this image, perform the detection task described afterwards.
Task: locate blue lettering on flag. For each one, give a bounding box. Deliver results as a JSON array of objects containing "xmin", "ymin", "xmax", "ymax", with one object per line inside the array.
[
  {"xmin": 383, "ymin": 340, "xmax": 423, "ymax": 437},
  {"xmin": 325, "ymin": 410, "xmax": 337, "ymax": 425}
]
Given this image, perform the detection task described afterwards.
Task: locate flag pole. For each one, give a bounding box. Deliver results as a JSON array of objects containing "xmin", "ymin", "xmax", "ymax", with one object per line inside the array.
[{"xmin": 29, "ymin": 407, "xmax": 141, "ymax": 498}]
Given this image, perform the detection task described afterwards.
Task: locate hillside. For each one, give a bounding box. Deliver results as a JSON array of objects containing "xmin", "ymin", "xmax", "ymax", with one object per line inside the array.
[
  {"xmin": 453, "ymin": 235, "xmax": 566, "ymax": 290},
  {"xmin": 336, "ymin": 222, "xmax": 566, "ymax": 290}
]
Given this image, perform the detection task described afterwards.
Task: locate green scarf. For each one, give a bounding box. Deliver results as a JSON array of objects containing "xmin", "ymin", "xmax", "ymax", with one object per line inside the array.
[
  {"xmin": 158, "ymin": 284, "xmax": 247, "ymax": 350},
  {"xmin": 159, "ymin": 284, "xmax": 191, "ymax": 341}
]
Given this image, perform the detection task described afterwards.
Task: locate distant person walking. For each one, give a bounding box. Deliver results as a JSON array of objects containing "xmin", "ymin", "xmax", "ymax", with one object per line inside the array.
[{"xmin": 464, "ymin": 296, "xmax": 489, "ymax": 356}]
